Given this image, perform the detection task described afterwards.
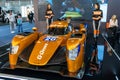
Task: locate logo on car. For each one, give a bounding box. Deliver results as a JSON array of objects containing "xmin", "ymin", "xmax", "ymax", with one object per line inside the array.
[{"xmin": 37, "ymin": 43, "xmax": 48, "ymax": 60}]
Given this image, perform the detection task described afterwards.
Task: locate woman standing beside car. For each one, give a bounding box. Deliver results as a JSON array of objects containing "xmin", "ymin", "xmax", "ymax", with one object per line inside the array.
[
  {"xmin": 92, "ymin": 3, "xmax": 103, "ymax": 38},
  {"xmin": 45, "ymin": 4, "xmax": 54, "ymax": 29}
]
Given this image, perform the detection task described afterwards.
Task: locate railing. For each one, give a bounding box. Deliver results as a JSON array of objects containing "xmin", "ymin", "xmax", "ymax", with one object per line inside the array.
[
  {"xmin": 0, "ymin": 73, "xmax": 43, "ymax": 80},
  {"xmin": 102, "ymin": 33, "xmax": 120, "ymax": 61}
]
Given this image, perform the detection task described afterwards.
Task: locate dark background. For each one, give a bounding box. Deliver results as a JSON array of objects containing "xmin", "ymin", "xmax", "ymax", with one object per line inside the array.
[
  {"xmin": 107, "ymin": 0, "xmax": 120, "ymax": 24},
  {"xmin": 34, "ymin": 0, "xmax": 120, "ymax": 33},
  {"xmin": 38, "ymin": 0, "xmax": 109, "ymax": 21}
]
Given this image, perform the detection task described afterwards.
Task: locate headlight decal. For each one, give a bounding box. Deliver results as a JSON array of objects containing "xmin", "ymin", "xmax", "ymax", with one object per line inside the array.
[
  {"xmin": 68, "ymin": 45, "xmax": 80, "ymax": 60},
  {"xmin": 10, "ymin": 46, "xmax": 19, "ymax": 54}
]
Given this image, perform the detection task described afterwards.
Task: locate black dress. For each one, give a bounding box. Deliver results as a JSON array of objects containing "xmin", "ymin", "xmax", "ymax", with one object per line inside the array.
[
  {"xmin": 45, "ymin": 9, "xmax": 54, "ymax": 26},
  {"xmin": 92, "ymin": 9, "xmax": 103, "ymax": 30}
]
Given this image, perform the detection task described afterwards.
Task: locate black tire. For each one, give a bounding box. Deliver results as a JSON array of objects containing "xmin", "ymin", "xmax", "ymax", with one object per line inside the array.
[{"xmin": 76, "ymin": 63, "xmax": 85, "ymax": 79}]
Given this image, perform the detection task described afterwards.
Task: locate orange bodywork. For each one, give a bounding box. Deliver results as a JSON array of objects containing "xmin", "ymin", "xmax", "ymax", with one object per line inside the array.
[
  {"xmin": 49, "ymin": 21, "xmax": 68, "ymax": 28},
  {"xmin": 66, "ymin": 24, "xmax": 86, "ymax": 73},
  {"xmin": 29, "ymin": 35, "xmax": 64, "ymax": 66},
  {"xmin": 9, "ymin": 32, "xmax": 39, "ymax": 68},
  {"xmin": 9, "ymin": 20, "xmax": 86, "ymax": 75},
  {"xmin": 9, "ymin": 20, "xmax": 72, "ymax": 67},
  {"xmin": 28, "ymin": 33, "xmax": 71, "ymax": 66},
  {"xmin": 66, "ymin": 34, "xmax": 86, "ymax": 72}
]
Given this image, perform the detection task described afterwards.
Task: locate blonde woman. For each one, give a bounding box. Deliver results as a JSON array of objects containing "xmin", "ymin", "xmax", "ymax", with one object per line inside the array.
[
  {"xmin": 109, "ymin": 15, "xmax": 118, "ymax": 36},
  {"xmin": 108, "ymin": 15, "xmax": 118, "ymax": 49}
]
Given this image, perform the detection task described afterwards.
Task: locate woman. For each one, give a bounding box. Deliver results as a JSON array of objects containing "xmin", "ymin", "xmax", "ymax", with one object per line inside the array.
[
  {"xmin": 109, "ymin": 15, "xmax": 118, "ymax": 36},
  {"xmin": 45, "ymin": 4, "xmax": 54, "ymax": 29},
  {"xmin": 108, "ymin": 15, "xmax": 119, "ymax": 48},
  {"xmin": 90, "ymin": 3, "xmax": 103, "ymax": 72},
  {"xmin": 92, "ymin": 3, "xmax": 103, "ymax": 38}
]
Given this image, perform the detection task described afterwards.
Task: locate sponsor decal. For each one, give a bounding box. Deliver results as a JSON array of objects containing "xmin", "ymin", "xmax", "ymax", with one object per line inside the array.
[
  {"xmin": 44, "ymin": 36, "xmax": 57, "ymax": 41},
  {"xmin": 69, "ymin": 45, "xmax": 80, "ymax": 60},
  {"xmin": 37, "ymin": 43, "xmax": 48, "ymax": 60}
]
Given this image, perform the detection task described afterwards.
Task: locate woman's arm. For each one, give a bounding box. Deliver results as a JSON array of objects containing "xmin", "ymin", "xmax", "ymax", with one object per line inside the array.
[
  {"xmin": 109, "ymin": 19, "xmax": 112, "ymax": 27},
  {"xmin": 116, "ymin": 19, "xmax": 118, "ymax": 27},
  {"xmin": 92, "ymin": 17, "xmax": 100, "ymax": 20}
]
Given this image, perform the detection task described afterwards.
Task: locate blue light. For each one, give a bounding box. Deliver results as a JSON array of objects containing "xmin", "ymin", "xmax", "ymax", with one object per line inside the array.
[
  {"xmin": 77, "ymin": 45, "xmax": 80, "ymax": 56},
  {"xmin": 46, "ymin": 0, "xmax": 53, "ymax": 5},
  {"xmin": 97, "ymin": 45, "xmax": 104, "ymax": 61}
]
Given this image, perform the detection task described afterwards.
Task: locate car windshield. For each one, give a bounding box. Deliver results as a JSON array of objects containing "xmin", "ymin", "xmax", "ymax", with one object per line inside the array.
[{"xmin": 48, "ymin": 27, "xmax": 69, "ymax": 35}]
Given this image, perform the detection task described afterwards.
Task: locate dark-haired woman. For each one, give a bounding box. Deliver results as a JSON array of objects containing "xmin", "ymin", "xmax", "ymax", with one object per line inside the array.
[
  {"xmin": 90, "ymin": 3, "xmax": 103, "ymax": 74},
  {"xmin": 108, "ymin": 15, "xmax": 119, "ymax": 48},
  {"xmin": 92, "ymin": 3, "xmax": 103, "ymax": 38},
  {"xmin": 45, "ymin": 4, "xmax": 54, "ymax": 29}
]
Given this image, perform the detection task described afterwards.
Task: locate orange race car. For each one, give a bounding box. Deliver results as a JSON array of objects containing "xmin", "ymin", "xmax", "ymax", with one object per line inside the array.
[{"xmin": 5, "ymin": 20, "xmax": 86, "ymax": 79}]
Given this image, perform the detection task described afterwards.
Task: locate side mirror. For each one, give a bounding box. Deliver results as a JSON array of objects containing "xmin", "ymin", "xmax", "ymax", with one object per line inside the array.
[
  {"xmin": 80, "ymin": 28, "xmax": 86, "ymax": 33},
  {"xmin": 32, "ymin": 27, "xmax": 38, "ymax": 32}
]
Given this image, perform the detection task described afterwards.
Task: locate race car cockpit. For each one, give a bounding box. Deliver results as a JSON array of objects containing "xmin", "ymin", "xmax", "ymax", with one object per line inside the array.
[{"xmin": 48, "ymin": 20, "xmax": 72, "ymax": 35}]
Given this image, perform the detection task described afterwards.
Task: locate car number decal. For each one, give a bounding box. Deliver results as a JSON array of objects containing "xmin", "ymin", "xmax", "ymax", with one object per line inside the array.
[{"xmin": 44, "ymin": 36, "xmax": 57, "ymax": 41}]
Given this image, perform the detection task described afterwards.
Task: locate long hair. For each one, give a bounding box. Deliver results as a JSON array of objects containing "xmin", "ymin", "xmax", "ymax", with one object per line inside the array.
[
  {"xmin": 94, "ymin": 3, "xmax": 100, "ymax": 10},
  {"xmin": 47, "ymin": 4, "xmax": 51, "ymax": 10},
  {"xmin": 111, "ymin": 15, "xmax": 117, "ymax": 23}
]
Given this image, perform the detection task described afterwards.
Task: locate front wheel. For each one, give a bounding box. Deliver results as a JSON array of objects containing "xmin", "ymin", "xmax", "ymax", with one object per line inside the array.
[{"xmin": 76, "ymin": 63, "xmax": 85, "ymax": 79}]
